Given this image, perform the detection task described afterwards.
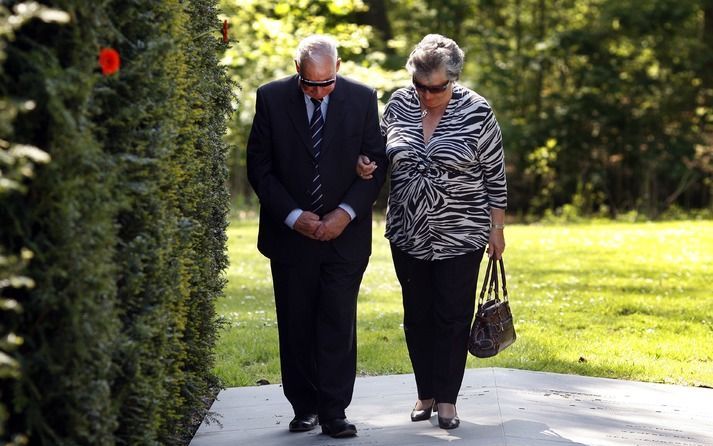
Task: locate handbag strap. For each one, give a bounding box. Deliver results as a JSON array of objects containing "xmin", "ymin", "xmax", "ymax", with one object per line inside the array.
[
  {"xmin": 489, "ymin": 258, "xmax": 499, "ymax": 300},
  {"xmin": 498, "ymin": 258, "xmax": 508, "ymax": 301},
  {"xmin": 477, "ymin": 257, "xmax": 494, "ymax": 305},
  {"xmin": 477, "ymin": 257, "xmax": 509, "ymax": 304}
]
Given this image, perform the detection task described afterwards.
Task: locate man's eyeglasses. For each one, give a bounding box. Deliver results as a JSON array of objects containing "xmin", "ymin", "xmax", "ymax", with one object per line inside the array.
[
  {"xmin": 299, "ymin": 75, "xmax": 336, "ymax": 88},
  {"xmin": 413, "ymin": 78, "xmax": 451, "ymax": 94}
]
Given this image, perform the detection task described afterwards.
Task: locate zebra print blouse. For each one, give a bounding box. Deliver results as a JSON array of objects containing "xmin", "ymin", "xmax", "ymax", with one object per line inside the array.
[{"xmin": 381, "ymin": 84, "xmax": 507, "ymax": 260}]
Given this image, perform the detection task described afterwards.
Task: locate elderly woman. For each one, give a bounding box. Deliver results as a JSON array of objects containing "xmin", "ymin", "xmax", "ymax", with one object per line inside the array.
[{"xmin": 358, "ymin": 34, "xmax": 507, "ymax": 429}]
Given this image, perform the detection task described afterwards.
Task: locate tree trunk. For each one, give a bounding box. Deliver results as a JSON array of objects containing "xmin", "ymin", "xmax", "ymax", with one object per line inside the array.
[
  {"xmin": 361, "ymin": 0, "xmax": 393, "ymax": 45},
  {"xmin": 701, "ymin": 2, "xmax": 713, "ymax": 210},
  {"xmin": 703, "ymin": 3, "xmax": 713, "ymax": 87},
  {"xmin": 534, "ymin": 0, "xmax": 546, "ymax": 118},
  {"xmin": 515, "ymin": 0, "xmax": 523, "ymax": 114}
]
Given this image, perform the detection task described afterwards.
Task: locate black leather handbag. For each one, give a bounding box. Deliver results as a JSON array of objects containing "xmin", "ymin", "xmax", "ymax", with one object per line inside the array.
[{"xmin": 468, "ymin": 257, "xmax": 516, "ymax": 358}]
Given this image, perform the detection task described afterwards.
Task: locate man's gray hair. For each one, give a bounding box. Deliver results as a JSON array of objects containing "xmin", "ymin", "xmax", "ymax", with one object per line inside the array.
[
  {"xmin": 406, "ymin": 34, "xmax": 464, "ymax": 81},
  {"xmin": 294, "ymin": 35, "xmax": 339, "ymax": 67}
]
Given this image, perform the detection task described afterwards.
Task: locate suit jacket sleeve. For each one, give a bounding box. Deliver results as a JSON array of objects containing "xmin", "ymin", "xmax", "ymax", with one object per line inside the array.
[
  {"xmin": 341, "ymin": 89, "xmax": 387, "ymax": 217},
  {"xmin": 246, "ymin": 87, "xmax": 299, "ymax": 222}
]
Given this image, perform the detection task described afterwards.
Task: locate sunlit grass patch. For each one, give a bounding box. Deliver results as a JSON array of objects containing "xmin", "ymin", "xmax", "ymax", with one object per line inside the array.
[{"xmin": 216, "ymin": 219, "xmax": 713, "ymax": 388}]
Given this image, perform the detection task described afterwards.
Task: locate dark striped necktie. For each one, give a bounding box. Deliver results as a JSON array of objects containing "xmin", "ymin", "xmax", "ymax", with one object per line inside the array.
[{"xmin": 308, "ymin": 98, "xmax": 324, "ymax": 214}]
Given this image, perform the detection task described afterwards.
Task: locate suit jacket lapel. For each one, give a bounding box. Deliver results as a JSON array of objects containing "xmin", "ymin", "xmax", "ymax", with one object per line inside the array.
[
  {"xmin": 321, "ymin": 76, "xmax": 346, "ymax": 156},
  {"xmin": 286, "ymin": 76, "xmax": 313, "ymax": 157}
]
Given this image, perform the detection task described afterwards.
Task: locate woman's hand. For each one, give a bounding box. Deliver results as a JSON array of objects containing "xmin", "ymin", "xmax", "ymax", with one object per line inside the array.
[
  {"xmin": 487, "ymin": 229, "xmax": 505, "ymax": 260},
  {"xmin": 356, "ymin": 154, "xmax": 377, "ymax": 180},
  {"xmin": 488, "ymin": 208, "xmax": 506, "ymax": 259}
]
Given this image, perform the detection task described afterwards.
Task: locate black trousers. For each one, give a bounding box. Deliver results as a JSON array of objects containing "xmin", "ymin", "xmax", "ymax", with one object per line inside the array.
[
  {"xmin": 270, "ymin": 244, "xmax": 367, "ymax": 421},
  {"xmin": 391, "ymin": 243, "xmax": 485, "ymax": 404}
]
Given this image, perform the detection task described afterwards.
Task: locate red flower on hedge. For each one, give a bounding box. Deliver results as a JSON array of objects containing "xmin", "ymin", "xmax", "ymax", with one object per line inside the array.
[
  {"xmin": 99, "ymin": 48, "xmax": 120, "ymax": 75},
  {"xmin": 222, "ymin": 20, "xmax": 229, "ymax": 43}
]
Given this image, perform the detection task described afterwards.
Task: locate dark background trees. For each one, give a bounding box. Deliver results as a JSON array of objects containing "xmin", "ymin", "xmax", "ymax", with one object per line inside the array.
[{"xmin": 223, "ymin": 0, "xmax": 713, "ymax": 219}]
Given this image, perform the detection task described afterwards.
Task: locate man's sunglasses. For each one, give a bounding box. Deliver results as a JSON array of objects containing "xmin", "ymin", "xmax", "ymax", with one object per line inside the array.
[
  {"xmin": 299, "ymin": 75, "xmax": 336, "ymax": 88},
  {"xmin": 413, "ymin": 78, "xmax": 451, "ymax": 94}
]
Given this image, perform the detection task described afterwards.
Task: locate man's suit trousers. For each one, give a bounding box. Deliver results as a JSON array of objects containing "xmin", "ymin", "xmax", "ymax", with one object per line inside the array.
[{"xmin": 270, "ymin": 243, "xmax": 368, "ymax": 421}]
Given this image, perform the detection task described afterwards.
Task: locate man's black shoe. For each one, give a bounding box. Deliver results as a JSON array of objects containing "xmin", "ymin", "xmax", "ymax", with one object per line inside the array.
[
  {"xmin": 289, "ymin": 414, "xmax": 319, "ymax": 432},
  {"xmin": 320, "ymin": 418, "xmax": 357, "ymax": 438}
]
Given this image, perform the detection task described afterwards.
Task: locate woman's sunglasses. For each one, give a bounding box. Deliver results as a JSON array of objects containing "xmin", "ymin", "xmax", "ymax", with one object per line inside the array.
[
  {"xmin": 299, "ymin": 75, "xmax": 336, "ymax": 88},
  {"xmin": 413, "ymin": 78, "xmax": 451, "ymax": 94}
]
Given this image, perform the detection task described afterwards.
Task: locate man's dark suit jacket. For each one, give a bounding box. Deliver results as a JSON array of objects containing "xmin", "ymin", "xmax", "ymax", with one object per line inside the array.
[{"xmin": 247, "ymin": 74, "xmax": 387, "ymax": 263}]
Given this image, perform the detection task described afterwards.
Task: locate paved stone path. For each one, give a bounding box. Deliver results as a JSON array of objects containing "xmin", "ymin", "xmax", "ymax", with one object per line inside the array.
[{"xmin": 191, "ymin": 368, "xmax": 713, "ymax": 445}]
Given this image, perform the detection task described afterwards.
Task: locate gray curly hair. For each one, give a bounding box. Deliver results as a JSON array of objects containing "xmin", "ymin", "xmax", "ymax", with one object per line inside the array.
[{"xmin": 406, "ymin": 34, "xmax": 464, "ymax": 81}]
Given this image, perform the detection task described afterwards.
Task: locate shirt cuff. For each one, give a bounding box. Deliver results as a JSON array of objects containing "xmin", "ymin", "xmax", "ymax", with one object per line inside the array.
[
  {"xmin": 284, "ymin": 209, "xmax": 303, "ymax": 229},
  {"xmin": 338, "ymin": 203, "xmax": 356, "ymax": 221}
]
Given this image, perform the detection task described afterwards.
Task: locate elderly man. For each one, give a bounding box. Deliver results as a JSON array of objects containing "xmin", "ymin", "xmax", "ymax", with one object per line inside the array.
[{"xmin": 246, "ymin": 35, "xmax": 386, "ymax": 438}]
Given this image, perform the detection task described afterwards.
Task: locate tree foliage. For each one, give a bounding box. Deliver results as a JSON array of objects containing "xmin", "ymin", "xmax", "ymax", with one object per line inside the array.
[
  {"xmin": 468, "ymin": 0, "xmax": 713, "ymax": 217},
  {"xmin": 223, "ymin": 0, "xmax": 713, "ymax": 218}
]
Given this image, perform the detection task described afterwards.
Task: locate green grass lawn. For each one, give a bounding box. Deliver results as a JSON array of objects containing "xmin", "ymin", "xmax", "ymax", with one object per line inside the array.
[{"xmin": 215, "ymin": 218, "xmax": 713, "ymax": 388}]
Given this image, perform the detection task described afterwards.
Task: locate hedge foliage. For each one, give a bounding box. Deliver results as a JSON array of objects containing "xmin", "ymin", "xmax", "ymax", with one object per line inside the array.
[{"xmin": 0, "ymin": 1, "xmax": 233, "ymax": 444}]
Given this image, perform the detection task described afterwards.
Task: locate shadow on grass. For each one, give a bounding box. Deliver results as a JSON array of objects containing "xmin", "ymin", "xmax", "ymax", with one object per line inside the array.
[{"xmin": 465, "ymin": 331, "xmax": 651, "ymax": 383}]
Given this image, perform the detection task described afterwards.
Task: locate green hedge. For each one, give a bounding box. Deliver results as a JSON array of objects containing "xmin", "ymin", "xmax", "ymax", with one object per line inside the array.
[
  {"xmin": 0, "ymin": 1, "xmax": 233, "ymax": 444},
  {"xmin": 1, "ymin": 6, "xmax": 54, "ymax": 445}
]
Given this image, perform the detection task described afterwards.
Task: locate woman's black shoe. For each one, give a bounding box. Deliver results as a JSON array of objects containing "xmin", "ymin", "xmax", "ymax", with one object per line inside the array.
[
  {"xmin": 410, "ymin": 400, "xmax": 435, "ymax": 422},
  {"xmin": 438, "ymin": 414, "xmax": 460, "ymax": 429}
]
